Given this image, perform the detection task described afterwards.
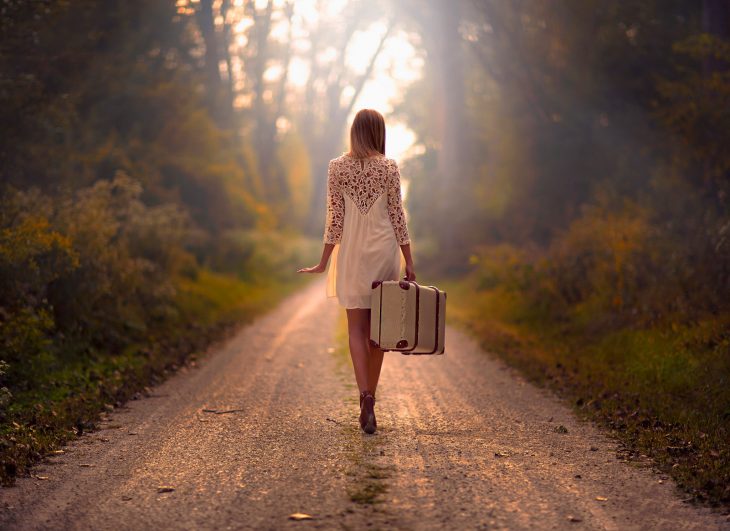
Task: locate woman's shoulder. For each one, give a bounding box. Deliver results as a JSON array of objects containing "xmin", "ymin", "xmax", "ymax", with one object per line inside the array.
[
  {"xmin": 370, "ymin": 155, "xmax": 397, "ymax": 169},
  {"xmin": 382, "ymin": 157, "xmax": 399, "ymax": 174},
  {"xmin": 327, "ymin": 155, "xmax": 345, "ymax": 174},
  {"xmin": 329, "ymin": 153, "xmax": 350, "ymax": 167}
]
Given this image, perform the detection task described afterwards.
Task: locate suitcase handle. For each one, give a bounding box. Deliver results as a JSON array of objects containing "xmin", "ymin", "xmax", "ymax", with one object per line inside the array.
[{"xmin": 402, "ymin": 278, "xmax": 440, "ymax": 292}]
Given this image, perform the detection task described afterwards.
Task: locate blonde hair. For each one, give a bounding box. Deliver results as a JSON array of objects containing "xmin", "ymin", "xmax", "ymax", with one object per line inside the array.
[{"xmin": 347, "ymin": 109, "xmax": 386, "ymax": 158}]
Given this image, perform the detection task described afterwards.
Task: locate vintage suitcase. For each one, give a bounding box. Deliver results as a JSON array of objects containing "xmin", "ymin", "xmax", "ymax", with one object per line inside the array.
[{"xmin": 369, "ymin": 279, "xmax": 446, "ymax": 354}]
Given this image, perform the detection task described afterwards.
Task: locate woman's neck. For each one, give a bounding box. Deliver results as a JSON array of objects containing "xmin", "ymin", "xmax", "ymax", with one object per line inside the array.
[{"xmin": 346, "ymin": 151, "xmax": 383, "ymax": 159}]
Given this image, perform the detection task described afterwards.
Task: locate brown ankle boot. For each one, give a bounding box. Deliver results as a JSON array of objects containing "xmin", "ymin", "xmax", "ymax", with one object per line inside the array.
[{"xmin": 359, "ymin": 390, "xmax": 376, "ymax": 434}]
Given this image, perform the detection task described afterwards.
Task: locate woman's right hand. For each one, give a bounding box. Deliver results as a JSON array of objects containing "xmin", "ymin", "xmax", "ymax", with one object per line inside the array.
[
  {"xmin": 404, "ymin": 262, "xmax": 416, "ymax": 281},
  {"xmin": 297, "ymin": 263, "xmax": 326, "ymax": 273}
]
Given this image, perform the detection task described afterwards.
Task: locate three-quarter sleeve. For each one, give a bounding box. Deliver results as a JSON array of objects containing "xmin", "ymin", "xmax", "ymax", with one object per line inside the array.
[
  {"xmin": 386, "ymin": 159, "xmax": 411, "ymax": 245},
  {"xmin": 323, "ymin": 160, "xmax": 345, "ymax": 244}
]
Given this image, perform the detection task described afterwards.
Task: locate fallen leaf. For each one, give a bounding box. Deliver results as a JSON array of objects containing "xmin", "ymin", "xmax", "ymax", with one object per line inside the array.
[
  {"xmin": 202, "ymin": 408, "xmax": 244, "ymax": 415},
  {"xmin": 595, "ymin": 496, "xmax": 607, "ymax": 501},
  {"xmin": 52, "ymin": 450, "xmax": 65, "ymax": 455},
  {"xmin": 567, "ymin": 515, "xmax": 582, "ymax": 522},
  {"xmin": 288, "ymin": 513, "xmax": 313, "ymax": 521},
  {"xmin": 157, "ymin": 486, "xmax": 175, "ymax": 493},
  {"xmin": 35, "ymin": 476, "xmax": 49, "ymax": 480}
]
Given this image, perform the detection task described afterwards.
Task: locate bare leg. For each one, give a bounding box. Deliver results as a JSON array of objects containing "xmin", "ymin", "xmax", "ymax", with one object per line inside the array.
[
  {"xmin": 366, "ymin": 310, "xmax": 385, "ymax": 396},
  {"xmin": 346, "ymin": 308, "xmax": 371, "ymax": 393}
]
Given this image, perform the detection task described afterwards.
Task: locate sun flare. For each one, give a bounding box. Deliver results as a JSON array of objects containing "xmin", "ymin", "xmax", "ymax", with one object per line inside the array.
[{"xmin": 227, "ymin": 0, "xmax": 424, "ymax": 163}]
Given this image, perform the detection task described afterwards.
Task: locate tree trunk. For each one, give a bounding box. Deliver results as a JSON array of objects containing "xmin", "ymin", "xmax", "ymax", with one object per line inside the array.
[
  {"xmin": 219, "ymin": 0, "xmax": 236, "ymax": 122},
  {"xmin": 703, "ymin": 0, "xmax": 730, "ymax": 75},
  {"xmin": 196, "ymin": 0, "xmax": 224, "ymax": 123}
]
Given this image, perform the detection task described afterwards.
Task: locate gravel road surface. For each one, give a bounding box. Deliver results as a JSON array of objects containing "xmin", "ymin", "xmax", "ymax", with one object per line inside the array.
[{"xmin": 1, "ymin": 278, "xmax": 727, "ymax": 530}]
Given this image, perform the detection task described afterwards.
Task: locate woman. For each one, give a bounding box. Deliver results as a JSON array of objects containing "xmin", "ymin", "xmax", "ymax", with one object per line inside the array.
[{"xmin": 297, "ymin": 108, "xmax": 415, "ymax": 434}]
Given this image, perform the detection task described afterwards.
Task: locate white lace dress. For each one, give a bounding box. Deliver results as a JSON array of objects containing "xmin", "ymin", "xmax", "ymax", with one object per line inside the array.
[{"xmin": 323, "ymin": 153, "xmax": 411, "ymax": 309}]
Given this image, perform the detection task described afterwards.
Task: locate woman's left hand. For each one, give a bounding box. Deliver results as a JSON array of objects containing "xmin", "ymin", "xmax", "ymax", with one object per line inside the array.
[{"xmin": 297, "ymin": 263, "xmax": 326, "ymax": 273}]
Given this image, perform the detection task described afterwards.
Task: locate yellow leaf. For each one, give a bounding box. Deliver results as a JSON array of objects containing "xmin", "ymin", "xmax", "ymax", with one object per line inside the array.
[{"xmin": 288, "ymin": 513, "xmax": 313, "ymax": 520}]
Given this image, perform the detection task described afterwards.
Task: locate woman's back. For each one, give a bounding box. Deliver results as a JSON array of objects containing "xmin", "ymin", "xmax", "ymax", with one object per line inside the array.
[{"xmin": 324, "ymin": 153, "xmax": 410, "ymax": 246}]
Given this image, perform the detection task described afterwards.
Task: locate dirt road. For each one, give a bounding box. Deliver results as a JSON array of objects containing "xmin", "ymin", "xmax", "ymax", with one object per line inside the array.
[{"xmin": 1, "ymin": 278, "xmax": 726, "ymax": 530}]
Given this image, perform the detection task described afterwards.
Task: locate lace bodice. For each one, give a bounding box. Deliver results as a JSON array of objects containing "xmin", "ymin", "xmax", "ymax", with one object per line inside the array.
[{"xmin": 323, "ymin": 154, "xmax": 410, "ymax": 245}]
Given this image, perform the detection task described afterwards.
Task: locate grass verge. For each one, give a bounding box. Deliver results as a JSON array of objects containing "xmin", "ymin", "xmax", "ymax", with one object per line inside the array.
[
  {"xmin": 437, "ymin": 275, "xmax": 730, "ymax": 508},
  {"xmin": 0, "ymin": 269, "xmax": 316, "ymax": 486}
]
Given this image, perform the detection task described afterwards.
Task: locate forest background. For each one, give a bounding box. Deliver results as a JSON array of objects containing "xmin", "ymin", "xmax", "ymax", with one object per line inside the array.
[{"xmin": 1, "ymin": 0, "xmax": 728, "ymax": 506}]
